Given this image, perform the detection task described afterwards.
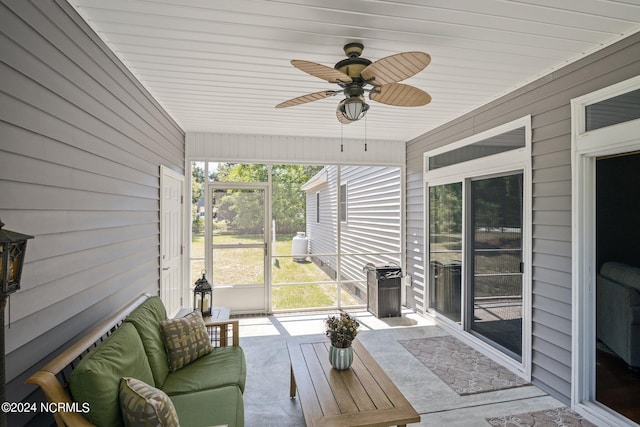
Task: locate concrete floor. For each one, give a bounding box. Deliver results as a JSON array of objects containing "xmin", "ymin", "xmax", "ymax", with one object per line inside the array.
[{"xmin": 237, "ymin": 309, "xmax": 568, "ymax": 427}]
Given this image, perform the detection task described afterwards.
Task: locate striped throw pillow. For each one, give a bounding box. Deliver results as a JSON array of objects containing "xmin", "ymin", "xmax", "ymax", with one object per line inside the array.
[
  {"xmin": 119, "ymin": 377, "xmax": 179, "ymax": 427},
  {"xmin": 160, "ymin": 310, "xmax": 214, "ymax": 372}
]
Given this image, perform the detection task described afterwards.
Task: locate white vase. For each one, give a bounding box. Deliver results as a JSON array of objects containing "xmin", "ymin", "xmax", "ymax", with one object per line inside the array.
[{"xmin": 329, "ymin": 344, "xmax": 353, "ymax": 370}]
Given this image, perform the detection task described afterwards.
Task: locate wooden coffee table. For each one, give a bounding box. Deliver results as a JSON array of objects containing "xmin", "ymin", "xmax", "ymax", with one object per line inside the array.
[{"xmin": 287, "ymin": 339, "xmax": 420, "ymax": 427}]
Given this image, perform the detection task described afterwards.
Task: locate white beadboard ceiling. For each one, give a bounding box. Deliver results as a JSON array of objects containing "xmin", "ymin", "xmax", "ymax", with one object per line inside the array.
[{"xmin": 68, "ymin": 0, "xmax": 640, "ymax": 142}]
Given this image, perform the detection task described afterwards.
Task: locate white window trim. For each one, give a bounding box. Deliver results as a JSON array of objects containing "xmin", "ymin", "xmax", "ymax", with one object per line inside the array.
[
  {"xmin": 571, "ymin": 75, "xmax": 640, "ymax": 427},
  {"xmin": 424, "ymin": 116, "xmax": 531, "ymax": 182},
  {"xmin": 423, "ymin": 115, "xmax": 533, "ymax": 380}
]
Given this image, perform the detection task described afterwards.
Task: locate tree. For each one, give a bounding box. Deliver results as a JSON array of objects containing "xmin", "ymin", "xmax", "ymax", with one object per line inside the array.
[
  {"xmin": 214, "ymin": 163, "xmax": 267, "ymax": 183},
  {"xmin": 210, "ymin": 163, "xmax": 322, "ymax": 235},
  {"xmin": 429, "ymin": 183, "xmax": 462, "ymax": 236},
  {"xmin": 191, "ymin": 164, "xmax": 206, "ymax": 233},
  {"xmin": 272, "ymin": 165, "xmax": 323, "ymax": 234}
]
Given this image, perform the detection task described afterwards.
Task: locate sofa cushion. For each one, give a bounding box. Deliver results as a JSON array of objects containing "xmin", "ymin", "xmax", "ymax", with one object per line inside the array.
[
  {"xmin": 601, "ymin": 262, "xmax": 640, "ymax": 292},
  {"xmin": 162, "ymin": 346, "xmax": 246, "ymax": 396},
  {"xmin": 69, "ymin": 323, "xmax": 154, "ymax": 427},
  {"xmin": 160, "ymin": 310, "xmax": 213, "ymax": 372},
  {"xmin": 125, "ymin": 296, "xmax": 170, "ymax": 387},
  {"xmin": 170, "ymin": 385, "xmax": 244, "ymax": 427},
  {"xmin": 119, "ymin": 377, "xmax": 179, "ymax": 427}
]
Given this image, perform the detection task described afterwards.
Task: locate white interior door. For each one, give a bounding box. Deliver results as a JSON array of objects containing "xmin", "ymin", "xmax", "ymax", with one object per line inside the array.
[{"xmin": 161, "ymin": 166, "xmax": 184, "ymax": 317}]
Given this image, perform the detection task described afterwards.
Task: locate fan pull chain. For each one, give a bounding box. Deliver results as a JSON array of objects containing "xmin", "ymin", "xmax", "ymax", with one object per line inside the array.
[
  {"xmin": 364, "ymin": 116, "xmax": 368, "ymax": 152},
  {"xmin": 340, "ymin": 124, "xmax": 344, "ymax": 152}
]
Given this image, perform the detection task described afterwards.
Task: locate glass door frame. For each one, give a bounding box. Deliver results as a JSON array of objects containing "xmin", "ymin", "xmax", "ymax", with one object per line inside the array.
[
  {"xmin": 423, "ymin": 116, "xmax": 532, "ymax": 379},
  {"xmin": 571, "ymin": 75, "xmax": 640, "ymax": 426},
  {"xmin": 205, "ymin": 182, "xmax": 271, "ymax": 314}
]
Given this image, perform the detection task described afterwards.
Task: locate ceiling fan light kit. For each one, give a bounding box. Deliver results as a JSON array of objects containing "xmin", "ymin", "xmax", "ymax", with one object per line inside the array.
[
  {"xmin": 340, "ymin": 96, "xmax": 370, "ymax": 121},
  {"xmin": 277, "ymin": 43, "xmax": 431, "ymax": 123}
]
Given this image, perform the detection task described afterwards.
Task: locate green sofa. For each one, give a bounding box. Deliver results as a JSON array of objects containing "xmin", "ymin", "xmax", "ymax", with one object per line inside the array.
[{"xmin": 28, "ymin": 295, "xmax": 246, "ymax": 427}]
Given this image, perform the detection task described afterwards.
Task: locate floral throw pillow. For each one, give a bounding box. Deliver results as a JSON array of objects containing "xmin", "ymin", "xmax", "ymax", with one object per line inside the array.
[
  {"xmin": 160, "ymin": 310, "xmax": 214, "ymax": 372},
  {"xmin": 119, "ymin": 377, "xmax": 179, "ymax": 427}
]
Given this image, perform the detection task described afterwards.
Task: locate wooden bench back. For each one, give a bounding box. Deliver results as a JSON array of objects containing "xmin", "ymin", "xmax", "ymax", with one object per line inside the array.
[{"xmin": 25, "ymin": 294, "xmax": 151, "ymax": 427}]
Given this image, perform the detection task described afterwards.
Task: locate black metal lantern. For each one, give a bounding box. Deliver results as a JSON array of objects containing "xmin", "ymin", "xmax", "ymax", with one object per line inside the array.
[
  {"xmin": 0, "ymin": 219, "xmax": 33, "ymax": 296},
  {"xmin": 0, "ymin": 218, "xmax": 33, "ymax": 427},
  {"xmin": 193, "ymin": 270, "xmax": 213, "ymax": 317}
]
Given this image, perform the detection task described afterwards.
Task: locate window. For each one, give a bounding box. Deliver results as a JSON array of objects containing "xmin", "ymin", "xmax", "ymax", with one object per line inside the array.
[
  {"xmin": 340, "ymin": 183, "xmax": 347, "ymax": 223},
  {"xmin": 428, "ymin": 127, "xmax": 526, "ymax": 171},
  {"xmin": 424, "ymin": 116, "xmax": 531, "ymax": 375},
  {"xmin": 585, "ymin": 88, "xmax": 640, "ymax": 131}
]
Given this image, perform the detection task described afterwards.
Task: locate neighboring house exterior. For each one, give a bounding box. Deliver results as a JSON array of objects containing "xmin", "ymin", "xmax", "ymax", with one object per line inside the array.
[
  {"xmin": 2, "ymin": 1, "xmax": 640, "ymax": 426},
  {"xmin": 301, "ymin": 165, "xmax": 402, "ymax": 293}
]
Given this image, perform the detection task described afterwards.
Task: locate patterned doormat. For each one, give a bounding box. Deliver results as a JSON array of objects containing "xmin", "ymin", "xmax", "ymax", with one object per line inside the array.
[
  {"xmin": 399, "ymin": 335, "xmax": 529, "ymax": 395},
  {"xmin": 486, "ymin": 407, "xmax": 597, "ymax": 426}
]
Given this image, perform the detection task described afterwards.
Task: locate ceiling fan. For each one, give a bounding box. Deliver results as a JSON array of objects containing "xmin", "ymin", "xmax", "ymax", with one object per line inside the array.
[{"xmin": 276, "ymin": 43, "xmax": 432, "ymax": 124}]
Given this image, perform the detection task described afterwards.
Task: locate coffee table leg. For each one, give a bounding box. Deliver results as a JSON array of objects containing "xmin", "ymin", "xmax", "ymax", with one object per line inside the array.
[{"xmin": 290, "ymin": 366, "xmax": 297, "ymax": 398}]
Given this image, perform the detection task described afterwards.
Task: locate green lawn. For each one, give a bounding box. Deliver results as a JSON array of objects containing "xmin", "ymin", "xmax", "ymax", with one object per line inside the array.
[
  {"xmin": 272, "ymin": 283, "xmax": 335, "ymax": 310},
  {"xmin": 192, "ymin": 232, "xmax": 356, "ymax": 310}
]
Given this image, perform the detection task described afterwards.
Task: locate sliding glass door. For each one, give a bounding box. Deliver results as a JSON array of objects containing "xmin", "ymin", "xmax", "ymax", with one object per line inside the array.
[
  {"xmin": 424, "ymin": 117, "xmax": 530, "ymax": 369},
  {"xmin": 428, "ymin": 173, "xmax": 524, "ymax": 360}
]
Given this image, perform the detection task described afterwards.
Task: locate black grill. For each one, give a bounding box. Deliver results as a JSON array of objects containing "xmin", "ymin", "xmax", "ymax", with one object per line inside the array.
[{"xmin": 365, "ymin": 264, "xmax": 402, "ymax": 318}]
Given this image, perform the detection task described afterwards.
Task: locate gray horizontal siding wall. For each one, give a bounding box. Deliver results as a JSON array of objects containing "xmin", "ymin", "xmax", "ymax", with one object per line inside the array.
[
  {"xmin": 0, "ymin": 0, "xmax": 184, "ymax": 424},
  {"xmin": 305, "ymin": 165, "xmax": 402, "ymax": 287},
  {"xmin": 339, "ymin": 166, "xmax": 401, "ymax": 284},
  {"xmin": 306, "ymin": 167, "xmax": 338, "ymax": 270},
  {"xmin": 405, "ymin": 32, "xmax": 640, "ymax": 404}
]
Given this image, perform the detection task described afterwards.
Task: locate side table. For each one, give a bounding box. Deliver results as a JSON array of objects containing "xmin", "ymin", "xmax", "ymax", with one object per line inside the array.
[{"xmin": 174, "ymin": 306, "xmax": 230, "ymax": 321}]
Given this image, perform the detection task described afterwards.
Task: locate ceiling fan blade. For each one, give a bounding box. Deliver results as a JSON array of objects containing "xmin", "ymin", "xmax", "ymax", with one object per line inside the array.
[
  {"xmin": 291, "ymin": 60, "xmax": 353, "ymax": 84},
  {"xmin": 370, "ymin": 83, "xmax": 431, "ymax": 107},
  {"xmin": 361, "ymin": 52, "xmax": 430, "ymax": 85},
  {"xmin": 276, "ymin": 90, "xmax": 337, "ymax": 108},
  {"xmin": 336, "ymin": 100, "xmax": 354, "ymax": 124}
]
